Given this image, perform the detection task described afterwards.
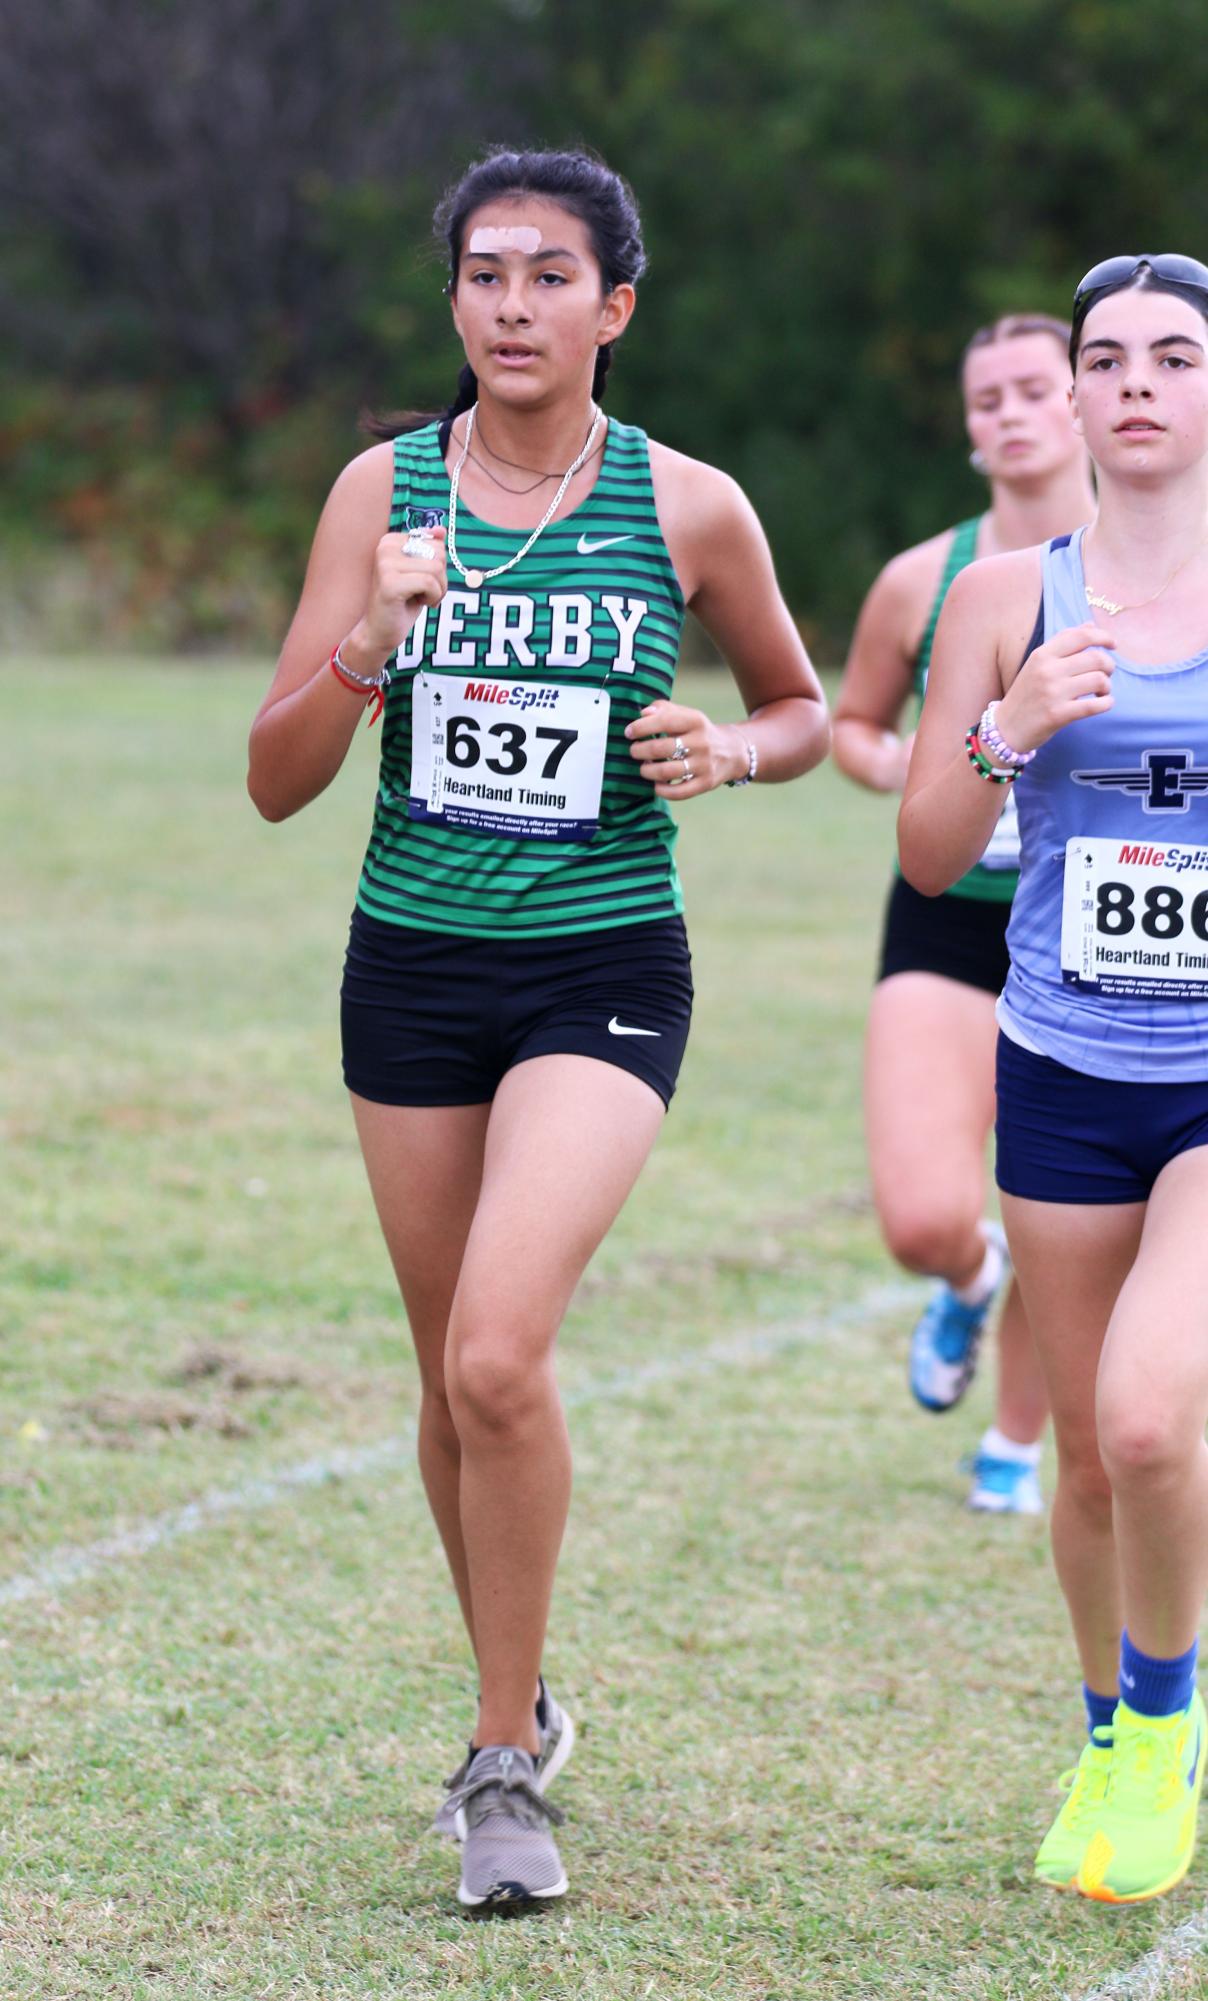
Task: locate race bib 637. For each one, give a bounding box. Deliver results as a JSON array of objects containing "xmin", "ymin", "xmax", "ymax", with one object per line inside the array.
[{"xmin": 409, "ymin": 672, "xmax": 610, "ymax": 843}]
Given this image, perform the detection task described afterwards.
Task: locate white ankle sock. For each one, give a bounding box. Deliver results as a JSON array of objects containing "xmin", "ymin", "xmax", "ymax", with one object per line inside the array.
[
  {"xmin": 980, "ymin": 1424, "xmax": 1041, "ymax": 1467},
  {"xmin": 952, "ymin": 1234, "xmax": 1002, "ymax": 1307}
]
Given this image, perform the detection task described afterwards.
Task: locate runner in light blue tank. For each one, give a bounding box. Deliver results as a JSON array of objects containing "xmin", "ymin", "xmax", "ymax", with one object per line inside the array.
[
  {"xmin": 900, "ymin": 255, "xmax": 1208, "ymax": 1906},
  {"xmin": 1001, "ymin": 524, "xmax": 1208, "ymax": 1076}
]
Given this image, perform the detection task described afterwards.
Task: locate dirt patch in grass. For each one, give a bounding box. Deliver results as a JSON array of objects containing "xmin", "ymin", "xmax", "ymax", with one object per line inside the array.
[
  {"xmin": 64, "ymin": 1389, "xmax": 253, "ymax": 1447},
  {"xmin": 56, "ymin": 1343, "xmax": 386, "ymax": 1449},
  {"xmin": 578, "ymin": 1192, "xmax": 871, "ymax": 1299},
  {"xmin": 172, "ymin": 1342, "xmax": 307, "ymax": 1392}
]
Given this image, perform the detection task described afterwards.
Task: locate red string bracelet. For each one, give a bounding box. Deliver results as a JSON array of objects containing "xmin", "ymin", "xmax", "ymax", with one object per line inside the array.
[{"xmin": 329, "ymin": 645, "xmax": 390, "ymax": 726}]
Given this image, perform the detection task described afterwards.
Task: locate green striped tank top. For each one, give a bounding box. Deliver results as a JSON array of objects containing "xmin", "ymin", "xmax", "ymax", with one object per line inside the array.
[
  {"xmin": 907, "ymin": 515, "xmax": 1019, "ymax": 904},
  {"xmin": 356, "ymin": 419, "xmax": 687, "ymax": 938}
]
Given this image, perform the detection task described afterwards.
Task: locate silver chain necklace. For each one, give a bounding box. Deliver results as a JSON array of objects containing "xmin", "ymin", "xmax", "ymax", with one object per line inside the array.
[{"xmin": 446, "ymin": 402, "xmax": 603, "ymax": 590}]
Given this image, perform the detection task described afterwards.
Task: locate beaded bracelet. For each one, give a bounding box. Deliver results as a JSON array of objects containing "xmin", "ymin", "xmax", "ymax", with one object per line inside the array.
[
  {"xmin": 965, "ymin": 727, "xmax": 1017, "ymax": 785},
  {"xmin": 978, "ymin": 700, "xmax": 1035, "ymax": 769},
  {"xmin": 329, "ymin": 644, "xmax": 392, "ymax": 726},
  {"xmin": 726, "ymin": 738, "xmax": 758, "ymax": 788}
]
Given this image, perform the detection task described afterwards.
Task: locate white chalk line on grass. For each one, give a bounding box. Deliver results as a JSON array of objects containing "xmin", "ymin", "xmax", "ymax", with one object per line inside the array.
[
  {"xmin": 7, "ymin": 1272, "xmax": 1201, "ymax": 2001},
  {"xmin": 0, "ymin": 1278, "xmax": 919, "ymax": 1611},
  {"xmin": 1077, "ymin": 1908, "xmax": 1208, "ymax": 2001}
]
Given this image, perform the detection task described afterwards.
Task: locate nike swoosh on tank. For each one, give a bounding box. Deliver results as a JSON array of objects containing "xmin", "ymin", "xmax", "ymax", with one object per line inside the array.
[{"xmin": 577, "ymin": 532, "xmax": 634, "ymax": 555}]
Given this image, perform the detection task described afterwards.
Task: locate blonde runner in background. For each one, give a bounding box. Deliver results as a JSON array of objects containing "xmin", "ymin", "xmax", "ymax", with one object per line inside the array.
[{"xmin": 834, "ymin": 315, "xmax": 1094, "ymax": 1511}]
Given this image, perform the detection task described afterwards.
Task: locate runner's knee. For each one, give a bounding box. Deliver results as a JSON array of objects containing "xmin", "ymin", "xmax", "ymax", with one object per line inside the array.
[
  {"xmin": 1097, "ymin": 1394, "xmax": 1195, "ymax": 1490},
  {"xmin": 881, "ymin": 1199, "xmax": 981, "ymax": 1277},
  {"xmin": 447, "ymin": 1332, "xmax": 552, "ymax": 1441}
]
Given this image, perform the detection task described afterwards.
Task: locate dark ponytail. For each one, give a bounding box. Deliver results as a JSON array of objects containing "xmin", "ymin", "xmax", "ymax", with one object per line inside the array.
[
  {"xmin": 364, "ymin": 147, "xmax": 644, "ymax": 441},
  {"xmin": 592, "ymin": 342, "xmax": 615, "ymax": 402},
  {"xmin": 445, "ymin": 362, "xmax": 480, "ymax": 425}
]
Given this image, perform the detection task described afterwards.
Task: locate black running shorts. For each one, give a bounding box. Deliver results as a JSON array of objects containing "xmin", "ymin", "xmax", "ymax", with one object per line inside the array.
[
  {"xmin": 341, "ymin": 908, "xmax": 694, "ymax": 1108},
  {"xmin": 876, "ymin": 874, "xmax": 1011, "ymax": 996}
]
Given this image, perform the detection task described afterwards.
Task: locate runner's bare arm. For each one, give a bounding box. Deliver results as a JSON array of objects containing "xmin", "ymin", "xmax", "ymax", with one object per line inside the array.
[
  {"xmin": 634, "ymin": 448, "xmax": 829, "ymax": 795},
  {"xmin": 833, "ymin": 539, "xmax": 948, "ymax": 794},
  {"xmin": 247, "ymin": 445, "xmax": 447, "ymax": 822},
  {"xmin": 898, "ymin": 552, "xmax": 1040, "ymax": 893}
]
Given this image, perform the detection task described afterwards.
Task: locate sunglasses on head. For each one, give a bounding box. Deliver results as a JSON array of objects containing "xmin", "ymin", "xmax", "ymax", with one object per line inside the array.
[{"xmin": 1074, "ymin": 253, "xmax": 1208, "ymax": 314}]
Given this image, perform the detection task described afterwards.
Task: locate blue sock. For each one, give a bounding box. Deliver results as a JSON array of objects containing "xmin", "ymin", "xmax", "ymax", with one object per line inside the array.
[
  {"xmin": 1083, "ymin": 1683, "xmax": 1118, "ymax": 1738},
  {"xmin": 1119, "ymin": 1630, "xmax": 1199, "ymax": 1718}
]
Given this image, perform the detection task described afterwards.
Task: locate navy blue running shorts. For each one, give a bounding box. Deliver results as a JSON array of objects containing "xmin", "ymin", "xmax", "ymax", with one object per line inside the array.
[
  {"xmin": 996, "ymin": 1032, "xmax": 1208, "ymax": 1204},
  {"xmin": 341, "ymin": 907, "xmax": 693, "ymax": 1109},
  {"xmin": 876, "ymin": 875, "xmax": 1011, "ymax": 995}
]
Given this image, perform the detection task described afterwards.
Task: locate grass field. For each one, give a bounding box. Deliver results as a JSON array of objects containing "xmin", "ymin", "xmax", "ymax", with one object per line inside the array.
[{"xmin": 2, "ymin": 662, "xmax": 1206, "ymax": 1999}]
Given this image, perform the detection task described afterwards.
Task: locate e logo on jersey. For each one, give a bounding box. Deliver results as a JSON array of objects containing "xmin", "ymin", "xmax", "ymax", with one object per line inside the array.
[{"xmin": 1071, "ymin": 749, "xmax": 1208, "ymax": 815}]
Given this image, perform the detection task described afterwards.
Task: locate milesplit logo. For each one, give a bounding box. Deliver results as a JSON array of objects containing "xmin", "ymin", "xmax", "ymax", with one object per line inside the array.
[{"xmin": 1071, "ymin": 749, "xmax": 1208, "ymax": 815}]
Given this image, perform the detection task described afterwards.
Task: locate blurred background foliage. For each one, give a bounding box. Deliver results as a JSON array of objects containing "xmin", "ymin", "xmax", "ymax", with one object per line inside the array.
[{"xmin": 3, "ymin": 0, "xmax": 1208, "ymax": 655}]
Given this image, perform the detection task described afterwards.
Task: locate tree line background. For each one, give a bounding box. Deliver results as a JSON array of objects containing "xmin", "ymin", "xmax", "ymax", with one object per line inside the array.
[{"xmin": 3, "ymin": 0, "xmax": 1208, "ymax": 658}]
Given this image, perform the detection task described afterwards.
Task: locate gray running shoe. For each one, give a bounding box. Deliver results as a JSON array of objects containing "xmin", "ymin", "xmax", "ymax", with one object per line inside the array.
[
  {"xmin": 433, "ymin": 1680, "xmax": 575, "ymax": 1839},
  {"xmin": 454, "ymin": 1745, "xmax": 568, "ymax": 1906}
]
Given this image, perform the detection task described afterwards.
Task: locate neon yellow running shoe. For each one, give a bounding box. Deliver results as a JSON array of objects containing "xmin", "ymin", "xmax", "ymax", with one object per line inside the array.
[
  {"xmin": 1076, "ymin": 1691, "xmax": 1207, "ymax": 1905},
  {"xmin": 1034, "ymin": 1725, "xmax": 1114, "ymax": 1889}
]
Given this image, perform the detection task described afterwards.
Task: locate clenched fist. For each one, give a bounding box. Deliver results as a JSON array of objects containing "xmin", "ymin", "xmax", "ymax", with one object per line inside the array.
[
  {"xmin": 997, "ymin": 622, "xmax": 1117, "ymax": 754},
  {"xmin": 353, "ymin": 527, "xmax": 449, "ymax": 657}
]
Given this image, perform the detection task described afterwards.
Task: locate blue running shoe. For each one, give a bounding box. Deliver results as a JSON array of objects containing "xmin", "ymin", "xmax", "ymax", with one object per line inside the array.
[
  {"xmin": 966, "ymin": 1452, "xmax": 1045, "ymax": 1515},
  {"xmin": 909, "ymin": 1286, "xmax": 991, "ymax": 1410},
  {"xmin": 908, "ymin": 1225, "xmax": 1007, "ymax": 1412}
]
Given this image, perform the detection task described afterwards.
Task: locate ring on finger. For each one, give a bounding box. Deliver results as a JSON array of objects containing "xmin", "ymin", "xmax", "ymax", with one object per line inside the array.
[
  {"xmin": 672, "ymin": 737, "xmax": 688, "ymax": 762},
  {"xmin": 682, "ymin": 761, "xmax": 694, "ymax": 782}
]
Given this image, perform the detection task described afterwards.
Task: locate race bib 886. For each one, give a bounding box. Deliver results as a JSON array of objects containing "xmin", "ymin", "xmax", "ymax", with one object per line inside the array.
[{"xmin": 1061, "ymin": 835, "xmax": 1208, "ymax": 998}]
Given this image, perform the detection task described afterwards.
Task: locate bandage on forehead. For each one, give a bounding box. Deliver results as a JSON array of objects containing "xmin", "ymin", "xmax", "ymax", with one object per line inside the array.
[{"xmin": 467, "ymin": 225, "xmax": 544, "ymax": 257}]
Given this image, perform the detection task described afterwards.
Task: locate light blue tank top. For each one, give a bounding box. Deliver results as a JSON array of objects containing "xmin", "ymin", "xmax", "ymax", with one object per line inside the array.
[{"xmin": 999, "ymin": 528, "xmax": 1208, "ymax": 1081}]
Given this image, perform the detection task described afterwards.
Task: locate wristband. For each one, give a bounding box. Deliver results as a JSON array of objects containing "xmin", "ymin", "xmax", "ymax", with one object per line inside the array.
[
  {"xmin": 965, "ymin": 727, "xmax": 1017, "ymax": 785},
  {"xmin": 978, "ymin": 700, "xmax": 1035, "ymax": 769}
]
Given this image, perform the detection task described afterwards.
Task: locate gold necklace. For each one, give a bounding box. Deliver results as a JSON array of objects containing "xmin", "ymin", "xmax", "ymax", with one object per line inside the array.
[{"xmin": 1084, "ymin": 528, "xmax": 1207, "ymax": 617}]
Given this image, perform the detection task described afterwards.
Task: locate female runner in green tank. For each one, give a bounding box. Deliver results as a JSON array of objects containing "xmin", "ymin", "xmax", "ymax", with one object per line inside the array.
[
  {"xmin": 834, "ymin": 315, "xmax": 1094, "ymax": 1510},
  {"xmin": 247, "ymin": 148, "xmax": 828, "ymax": 1907}
]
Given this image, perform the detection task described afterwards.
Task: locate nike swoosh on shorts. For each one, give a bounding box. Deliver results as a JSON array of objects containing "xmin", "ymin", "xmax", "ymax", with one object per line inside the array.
[
  {"xmin": 577, "ymin": 533, "xmax": 634, "ymax": 554},
  {"xmin": 608, "ymin": 1017, "xmax": 661, "ymax": 1037}
]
